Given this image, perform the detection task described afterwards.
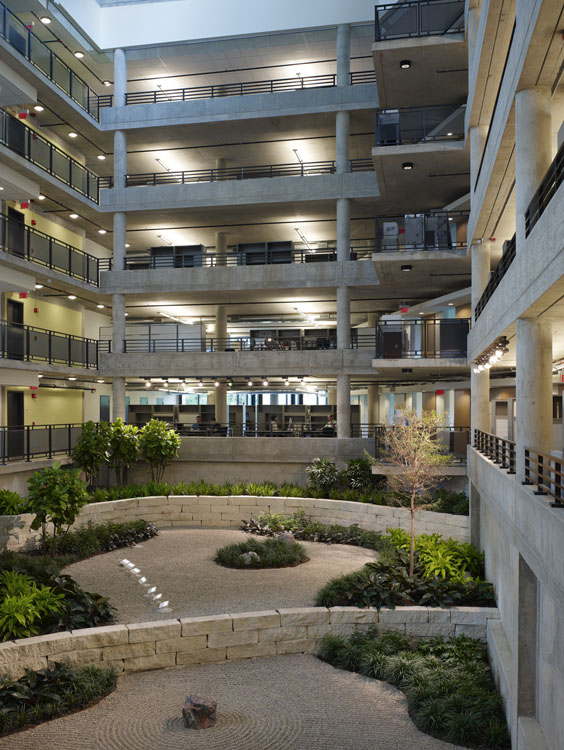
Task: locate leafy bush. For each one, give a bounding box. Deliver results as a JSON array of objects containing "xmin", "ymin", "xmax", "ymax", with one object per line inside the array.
[
  {"xmin": 0, "ymin": 570, "xmax": 63, "ymax": 640},
  {"xmin": 318, "ymin": 631, "xmax": 510, "ymax": 749},
  {"xmin": 40, "ymin": 520, "xmax": 158, "ymax": 562},
  {"xmin": 0, "ymin": 489, "xmax": 28, "ymax": 516},
  {"xmin": 0, "ymin": 663, "xmax": 116, "ymax": 736},
  {"xmin": 215, "ymin": 536, "xmax": 308, "ymax": 568},
  {"xmin": 72, "ymin": 420, "xmax": 111, "ymax": 486},
  {"xmin": 27, "ymin": 463, "xmax": 89, "ymax": 555},
  {"xmin": 387, "ymin": 529, "xmax": 484, "ymax": 581},
  {"xmin": 341, "ymin": 457, "xmax": 382, "ymax": 492},
  {"xmin": 139, "ymin": 419, "xmax": 180, "ymax": 483},
  {"xmin": 306, "ymin": 458, "xmax": 340, "ymax": 493},
  {"xmin": 109, "ymin": 419, "xmax": 139, "ymax": 485},
  {"xmin": 429, "ymin": 489, "xmax": 469, "ymax": 515}
]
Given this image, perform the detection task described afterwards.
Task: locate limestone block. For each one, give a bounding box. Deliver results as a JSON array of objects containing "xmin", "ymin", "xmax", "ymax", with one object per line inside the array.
[
  {"xmin": 427, "ymin": 608, "xmax": 452, "ymax": 623},
  {"xmin": 443, "ymin": 514, "xmax": 470, "ymax": 526},
  {"xmin": 197, "ymin": 496, "xmax": 229, "ymax": 506},
  {"xmin": 138, "ymin": 496, "xmax": 169, "ymax": 506},
  {"xmin": 10, "ymin": 631, "xmax": 73, "ymax": 661},
  {"xmin": 231, "ymin": 611, "xmax": 281, "ymax": 631},
  {"xmin": 278, "ymin": 607, "xmax": 330, "ymax": 627},
  {"xmin": 168, "ymin": 495, "xmax": 199, "ymax": 505},
  {"xmin": 329, "ymin": 607, "xmax": 379, "ymax": 625},
  {"xmin": 264, "ymin": 498, "xmax": 286, "ymax": 512},
  {"xmin": 103, "ymin": 641, "xmax": 156, "ymax": 660},
  {"xmin": 177, "ymin": 647, "xmax": 227, "ymax": 666},
  {"xmin": 308, "ymin": 624, "xmax": 355, "ymax": 638},
  {"xmin": 69, "ymin": 625, "xmax": 129, "ymax": 650},
  {"xmin": 202, "ymin": 520, "xmax": 233, "ymax": 528},
  {"xmin": 207, "ymin": 630, "xmax": 258, "ymax": 648},
  {"xmin": 238, "ymin": 506, "xmax": 258, "ymax": 517},
  {"xmin": 3, "ymin": 657, "xmax": 47, "ymax": 679},
  {"xmin": 181, "ymin": 614, "xmax": 232, "ymax": 637},
  {"xmin": 276, "ymin": 639, "xmax": 320, "ymax": 655},
  {"xmin": 228, "ymin": 495, "xmax": 257, "ymax": 505},
  {"xmin": 220, "ymin": 511, "xmax": 246, "ymax": 521},
  {"xmin": 103, "ymin": 659, "xmax": 125, "ymax": 673},
  {"xmin": 128, "ymin": 619, "xmax": 181, "ymax": 643},
  {"xmin": 226, "ymin": 642, "xmax": 277, "ymax": 660},
  {"xmin": 455, "ymin": 624, "xmax": 487, "ymax": 639},
  {"xmin": 123, "ymin": 653, "xmax": 176, "ymax": 672},
  {"xmin": 379, "ymin": 607, "xmax": 429, "ymax": 624},
  {"xmin": 283, "ymin": 497, "xmax": 308, "ymax": 507},
  {"xmin": 48, "ymin": 648, "xmax": 103, "ymax": 665},
  {"xmin": 406, "ymin": 623, "xmax": 456, "ymax": 638},
  {"xmin": 259, "ymin": 626, "xmax": 308, "ymax": 643},
  {"xmin": 375, "ymin": 623, "xmax": 406, "ymax": 634},
  {"xmin": 450, "ymin": 607, "xmax": 500, "ymax": 625},
  {"xmin": 156, "ymin": 635, "xmax": 207, "ymax": 654}
]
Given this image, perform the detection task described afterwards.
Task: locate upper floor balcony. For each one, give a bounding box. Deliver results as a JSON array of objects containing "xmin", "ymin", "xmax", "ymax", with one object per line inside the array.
[
  {"xmin": 374, "ymin": 104, "xmax": 465, "ymax": 147},
  {"xmin": 374, "ymin": 0, "xmax": 465, "ymax": 42},
  {"xmin": 474, "ymin": 235, "xmax": 516, "ymax": 322},
  {"xmin": 0, "ymin": 320, "xmax": 98, "ymax": 369},
  {"xmin": 374, "ymin": 318, "xmax": 469, "ymax": 359},
  {"xmin": 374, "ymin": 210, "xmax": 467, "ymax": 254}
]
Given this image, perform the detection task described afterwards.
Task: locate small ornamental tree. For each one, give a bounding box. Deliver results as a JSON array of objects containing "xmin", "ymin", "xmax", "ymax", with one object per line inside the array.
[
  {"xmin": 139, "ymin": 419, "xmax": 181, "ymax": 483},
  {"xmin": 370, "ymin": 410, "xmax": 452, "ymax": 575},
  {"xmin": 28, "ymin": 463, "xmax": 89, "ymax": 555},
  {"xmin": 72, "ymin": 421, "xmax": 111, "ymax": 486},
  {"xmin": 108, "ymin": 419, "xmax": 139, "ymax": 485}
]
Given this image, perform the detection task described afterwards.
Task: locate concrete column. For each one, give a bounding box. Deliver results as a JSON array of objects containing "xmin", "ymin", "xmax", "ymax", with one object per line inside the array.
[
  {"xmin": 113, "ymin": 212, "xmax": 126, "ymax": 271},
  {"xmin": 215, "ymin": 305, "xmax": 227, "ymax": 349},
  {"xmin": 471, "ymin": 369, "xmax": 490, "ymax": 437},
  {"xmin": 214, "ymin": 231, "xmax": 227, "ymax": 266},
  {"xmin": 471, "ymin": 241, "xmax": 490, "ymax": 320},
  {"xmin": 336, "ymin": 24, "xmax": 350, "ymax": 85},
  {"xmin": 336, "ymin": 197, "xmax": 350, "ymax": 262},
  {"xmin": 469, "ymin": 125, "xmax": 488, "ymax": 190},
  {"xmin": 112, "ymin": 377, "xmax": 126, "ymax": 422},
  {"xmin": 413, "ymin": 391, "xmax": 423, "ymax": 416},
  {"xmin": 112, "ymin": 293, "xmax": 125, "ymax": 354},
  {"xmin": 467, "ymin": 7, "xmax": 481, "ymax": 72},
  {"xmin": 516, "ymin": 318, "xmax": 552, "ymax": 482},
  {"xmin": 207, "ymin": 390, "xmax": 215, "ymax": 406},
  {"xmin": 113, "ymin": 130, "xmax": 127, "ymax": 190},
  {"xmin": 113, "ymin": 48, "xmax": 127, "ymax": 107},
  {"xmin": 368, "ymin": 385, "xmax": 379, "ymax": 425},
  {"xmin": 515, "ymin": 87, "xmax": 551, "ymax": 246},
  {"xmin": 327, "ymin": 387, "xmax": 337, "ymax": 406},
  {"xmin": 445, "ymin": 389, "xmax": 455, "ymax": 427},
  {"xmin": 336, "ymin": 110, "xmax": 350, "ymax": 173},
  {"xmin": 215, "ymin": 385, "xmax": 227, "ymax": 425},
  {"xmin": 337, "ymin": 374, "xmax": 350, "ymax": 437},
  {"xmin": 336, "ymin": 286, "xmax": 351, "ymax": 349}
]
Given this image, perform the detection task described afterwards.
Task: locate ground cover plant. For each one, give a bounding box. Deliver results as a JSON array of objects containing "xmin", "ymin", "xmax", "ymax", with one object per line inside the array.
[
  {"xmin": 0, "ymin": 663, "xmax": 117, "ymax": 736},
  {"xmin": 215, "ymin": 536, "xmax": 308, "ymax": 568},
  {"xmin": 318, "ymin": 630, "xmax": 510, "ymax": 749},
  {"xmin": 0, "ymin": 489, "xmax": 29, "ymax": 516},
  {"xmin": 39, "ymin": 520, "xmax": 159, "ymax": 562}
]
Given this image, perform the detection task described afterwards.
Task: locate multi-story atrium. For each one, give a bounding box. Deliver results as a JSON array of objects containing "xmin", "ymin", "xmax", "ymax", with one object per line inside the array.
[{"xmin": 0, "ymin": 0, "xmax": 562, "ymax": 748}]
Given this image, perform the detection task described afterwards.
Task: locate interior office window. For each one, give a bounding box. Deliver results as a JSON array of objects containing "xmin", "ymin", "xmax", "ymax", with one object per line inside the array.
[
  {"xmin": 156, "ymin": 398, "xmax": 164, "ymax": 405},
  {"xmin": 140, "ymin": 397, "xmax": 149, "ymax": 405}
]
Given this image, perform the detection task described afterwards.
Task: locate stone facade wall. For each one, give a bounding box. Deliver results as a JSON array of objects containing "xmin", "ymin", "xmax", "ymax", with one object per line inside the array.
[
  {"xmin": 0, "ymin": 495, "xmax": 470, "ymax": 551},
  {"xmin": 0, "ymin": 606, "xmax": 500, "ymax": 680}
]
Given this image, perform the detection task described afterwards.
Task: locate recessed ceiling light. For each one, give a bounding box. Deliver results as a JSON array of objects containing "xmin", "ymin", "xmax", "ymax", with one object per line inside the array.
[
  {"xmin": 102, "ymin": 80, "xmax": 112, "ymax": 87},
  {"xmin": 447, "ymin": 132, "xmax": 453, "ymax": 136},
  {"xmin": 69, "ymin": 213, "xmax": 78, "ymax": 219},
  {"xmin": 68, "ymin": 131, "xmax": 78, "ymax": 138},
  {"xmin": 97, "ymin": 304, "xmax": 105, "ymax": 309},
  {"xmin": 40, "ymin": 16, "xmax": 51, "ymax": 24},
  {"xmin": 214, "ymin": 379, "xmax": 220, "ymax": 387},
  {"xmin": 74, "ymin": 51, "xmax": 84, "ymax": 59},
  {"xmin": 68, "ymin": 377, "xmax": 77, "ymax": 381},
  {"xmin": 38, "ymin": 194, "xmax": 45, "ymax": 200},
  {"xmin": 33, "ymin": 105, "xmax": 44, "ymax": 112},
  {"xmin": 97, "ymin": 154, "xmax": 106, "ymax": 161},
  {"xmin": 38, "ymin": 374, "xmax": 43, "ymax": 378},
  {"xmin": 97, "ymin": 379, "xmax": 104, "ymax": 383},
  {"xmin": 448, "ymin": 302, "xmax": 454, "ymax": 306},
  {"xmin": 124, "ymin": 312, "xmax": 129, "ymax": 316},
  {"xmin": 98, "ymin": 229, "xmax": 107, "ymax": 235},
  {"xmin": 0, "ymin": 187, "xmax": 3, "ymax": 191},
  {"xmin": 68, "ymin": 295, "xmax": 77, "ymax": 300},
  {"xmin": 247, "ymin": 379, "xmax": 253, "ymax": 387},
  {"xmin": 125, "ymin": 243, "xmax": 130, "ymax": 248},
  {"xmin": 35, "ymin": 283, "xmax": 43, "ymax": 289},
  {"xmin": 402, "ymin": 162, "xmax": 414, "ymax": 170},
  {"xmin": 401, "ymin": 265, "xmax": 412, "ymax": 272},
  {"xmin": 400, "ymin": 60, "xmax": 411, "ymax": 69}
]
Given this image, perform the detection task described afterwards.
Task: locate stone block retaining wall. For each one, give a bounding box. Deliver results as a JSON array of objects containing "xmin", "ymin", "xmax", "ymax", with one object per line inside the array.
[
  {"xmin": 0, "ymin": 606, "xmax": 499, "ymax": 680},
  {"xmin": 0, "ymin": 495, "xmax": 470, "ymax": 552}
]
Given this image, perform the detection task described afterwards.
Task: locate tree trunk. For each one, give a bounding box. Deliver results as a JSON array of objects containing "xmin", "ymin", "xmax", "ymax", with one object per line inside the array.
[{"xmin": 410, "ymin": 491, "xmax": 416, "ymax": 576}]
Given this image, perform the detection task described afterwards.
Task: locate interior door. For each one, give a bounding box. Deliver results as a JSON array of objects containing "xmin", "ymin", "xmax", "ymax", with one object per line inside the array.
[
  {"xmin": 7, "ymin": 207, "xmax": 25, "ymax": 257},
  {"xmin": 7, "ymin": 390, "xmax": 24, "ymax": 458},
  {"xmin": 6, "ymin": 299, "xmax": 24, "ymax": 360}
]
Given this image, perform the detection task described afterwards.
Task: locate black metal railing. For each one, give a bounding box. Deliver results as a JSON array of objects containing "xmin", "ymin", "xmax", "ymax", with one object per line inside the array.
[
  {"xmin": 0, "ymin": 321, "xmax": 98, "ymax": 368},
  {"xmin": 0, "ymin": 214, "xmax": 102, "ymax": 285},
  {"xmin": 124, "ymin": 158, "xmax": 373, "ymax": 187},
  {"xmin": 177, "ymin": 422, "xmax": 379, "ymax": 438},
  {"xmin": 473, "ymin": 429, "xmax": 516, "ymax": 473},
  {"xmin": 474, "ymin": 234, "xmax": 516, "ymax": 320},
  {"xmin": 524, "ymin": 447, "xmax": 564, "ymax": 507},
  {"xmin": 0, "ymin": 2, "xmax": 102, "ymax": 120},
  {"xmin": 374, "ymin": 211, "xmax": 468, "ymax": 252},
  {"xmin": 375, "ymin": 424, "xmax": 470, "ymax": 461},
  {"xmin": 525, "ymin": 139, "xmax": 564, "ymax": 237},
  {"xmin": 375, "ymin": 104, "xmax": 465, "ymax": 145},
  {"xmin": 117, "ymin": 245, "xmax": 375, "ymax": 270},
  {"xmin": 375, "ymin": 0, "xmax": 465, "ymax": 40},
  {"xmin": 0, "ymin": 109, "xmax": 103, "ymax": 202},
  {"xmin": 375, "ymin": 318, "xmax": 469, "ymax": 358},
  {"xmin": 0, "ymin": 422, "xmax": 86, "ymax": 464}
]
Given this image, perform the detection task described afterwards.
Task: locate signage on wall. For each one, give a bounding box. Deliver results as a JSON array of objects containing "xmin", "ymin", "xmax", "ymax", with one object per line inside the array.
[{"xmin": 436, "ymin": 389, "xmax": 444, "ymax": 395}]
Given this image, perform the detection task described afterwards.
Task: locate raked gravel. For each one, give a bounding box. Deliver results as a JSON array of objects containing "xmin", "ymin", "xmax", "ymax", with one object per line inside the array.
[{"xmin": 62, "ymin": 529, "xmax": 378, "ymax": 622}]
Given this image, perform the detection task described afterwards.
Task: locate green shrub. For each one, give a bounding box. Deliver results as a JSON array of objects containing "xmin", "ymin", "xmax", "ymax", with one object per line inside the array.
[
  {"xmin": 387, "ymin": 529, "xmax": 485, "ymax": 581},
  {"xmin": 429, "ymin": 489, "xmax": 469, "ymax": 515},
  {"xmin": 139, "ymin": 419, "xmax": 180, "ymax": 483},
  {"xmin": 0, "ymin": 489, "xmax": 28, "ymax": 516},
  {"xmin": 0, "ymin": 663, "xmax": 116, "ymax": 736},
  {"xmin": 215, "ymin": 536, "xmax": 308, "ymax": 568},
  {"xmin": 0, "ymin": 570, "xmax": 63, "ymax": 641},
  {"xmin": 109, "ymin": 419, "xmax": 139, "ymax": 485},
  {"xmin": 318, "ymin": 631, "xmax": 510, "ymax": 749},
  {"xmin": 72, "ymin": 420, "xmax": 111, "ymax": 486},
  {"xmin": 40, "ymin": 520, "xmax": 158, "ymax": 562},
  {"xmin": 306, "ymin": 458, "xmax": 339, "ymax": 493}
]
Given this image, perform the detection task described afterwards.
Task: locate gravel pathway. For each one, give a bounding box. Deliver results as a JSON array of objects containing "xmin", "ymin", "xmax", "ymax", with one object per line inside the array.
[
  {"xmin": 62, "ymin": 529, "xmax": 377, "ymax": 622},
  {"xmin": 0, "ymin": 655, "xmax": 465, "ymax": 750}
]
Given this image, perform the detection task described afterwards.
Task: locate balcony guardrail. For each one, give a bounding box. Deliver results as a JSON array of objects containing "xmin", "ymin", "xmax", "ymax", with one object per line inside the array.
[
  {"xmin": 524, "ymin": 447, "xmax": 564, "ymax": 508},
  {"xmin": 473, "ymin": 429, "xmax": 515, "ymax": 473},
  {"xmin": 0, "ymin": 214, "xmax": 101, "ymax": 285},
  {"xmin": 375, "ymin": 424, "xmax": 470, "ymax": 461},
  {"xmin": 375, "ymin": 318, "xmax": 469, "ymax": 358},
  {"xmin": 374, "ymin": 104, "xmax": 465, "ymax": 145},
  {"xmin": 0, "ymin": 2, "xmax": 102, "ymax": 120},
  {"xmin": 124, "ymin": 158, "xmax": 373, "ymax": 187},
  {"xmin": 375, "ymin": 0, "xmax": 465, "ymax": 41},
  {"xmin": 374, "ymin": 211, "xmax": 468, "ymax": 253},
  {"xmin": 0, "ymin": 321, "xmax": 98, "ymax": 368},
  {"xmin": 178, "ymin": 422, "xmax": 379, "ymax": 438},
  {"xmin": 0, "ymin": 422, "xmax": 86, "ymax": 464},
  {"xmin": 474, "ymin": 234, "xmax": 516, "ymax": 320},
  {"xmin": 525, "ymin": 139, "xmax": 564, "ymax": 237},
  {"xmin": 0, "ymin": 109, "xmax": 103, "ymax": 202}
]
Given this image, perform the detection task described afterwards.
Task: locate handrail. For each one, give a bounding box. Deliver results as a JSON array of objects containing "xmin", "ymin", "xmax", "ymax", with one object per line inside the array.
[
  {"xmin": 0, "ymin": 2, "xmax": 102, "ymax": 120},
  {"xmin": 0, "ymin": 108, "xmax": 103, "ymax": 202},
  {"xmin": 0, "ymin": 422, "xmax": 90, "ymax": 464},
  {"xmin": 374, "ymin": 318, "xmax": 469, "ymax": 358},
  {"xmin": 374, "ymin": 210, "xmax": 468, "ymax": 253},
  {"xmin": 473, "ymin": 429, "xmax": 515, "ymax": 474},
  {"xmin": 524, "ymin": 447, "xmax": 564, "ymax": 507},
  {"xmin": 474, "ymin": 234, "xmax": 515, "ymax": 320},
  {"xmin": 375, "ymin": 104, "xmax": 465, "ymax": 145},
  {"xmin": 375, "ymin": 424, "xmax": 470, "ymax": 461},
  {"xmin": 177, "ymin": 422, "xmax": 380, "ymax": 438},
  {"xmin": 0, "ymin": 213, "xmax": 101, "ymax": 285},
  {"xmin": 0, "ymin": 320, "xmax": 98, "ymax": 368},
  {"xmin": 525, "ymin": 138, "xmax": 564, "ymax": 237},
  {"xmin": 375, "ymin": 0, "xmax": 465, "ymax": 41},
  {"xmin": 124, "ymin": 158, "xmax": 372, "ymax": 187}
]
